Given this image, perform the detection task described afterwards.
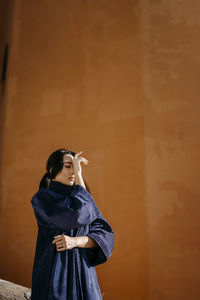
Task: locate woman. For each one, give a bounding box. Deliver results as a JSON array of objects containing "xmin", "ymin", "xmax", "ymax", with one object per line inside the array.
[{"xmin": 31, "ymin": 148, "xmax": 114, "ymax": 300}]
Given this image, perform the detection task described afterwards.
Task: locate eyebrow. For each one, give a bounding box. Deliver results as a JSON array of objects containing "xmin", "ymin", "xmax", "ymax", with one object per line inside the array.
[{"xmin": 63, "ymin": 161, "xmax": 72, "ymax": 164}]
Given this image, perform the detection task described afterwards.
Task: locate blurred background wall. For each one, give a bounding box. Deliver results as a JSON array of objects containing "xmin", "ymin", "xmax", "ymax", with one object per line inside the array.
[{"xmin": 0, "ymin": 1, "xmax": 200, "ymax": 299}]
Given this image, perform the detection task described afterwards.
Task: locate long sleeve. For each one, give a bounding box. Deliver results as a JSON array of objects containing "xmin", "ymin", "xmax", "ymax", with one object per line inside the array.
[
  {"xmin": 31, "ymin": 185, "xmax": 100, "ymax": 230},
  {"xmin": 86, "ymin": 216, "xmax": 114, "ymax": 266}
]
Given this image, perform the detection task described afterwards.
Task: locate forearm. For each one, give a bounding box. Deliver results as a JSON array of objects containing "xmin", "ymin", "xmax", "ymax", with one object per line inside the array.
[
  {"xmin": 74, "ymin": 173, "xmax": 86, "ymax": 189},
  {"xmin": 74, "ymin": 236, "xmax": 98, "ymax": 248}
]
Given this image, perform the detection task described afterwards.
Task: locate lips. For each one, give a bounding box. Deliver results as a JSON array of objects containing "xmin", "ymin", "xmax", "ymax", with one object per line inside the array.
[{"xmin": 69, "ymin": 178, "xmax": 75, "ymax": 181}]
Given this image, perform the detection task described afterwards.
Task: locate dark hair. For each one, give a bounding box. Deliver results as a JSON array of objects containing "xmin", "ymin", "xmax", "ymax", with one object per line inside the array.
[
  {"xmin": 39, "ymin": 148, "xmax": 90, "ymax": 193},
  {"xmin": 39, "ymin": 148, "xmax": 76, "ymax": 189}
]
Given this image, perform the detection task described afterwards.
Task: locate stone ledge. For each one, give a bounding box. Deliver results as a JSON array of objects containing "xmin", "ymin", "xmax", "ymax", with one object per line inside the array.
[{"xmin": 0, "ymin": 279, "xmax": 31, "ymax": 300}]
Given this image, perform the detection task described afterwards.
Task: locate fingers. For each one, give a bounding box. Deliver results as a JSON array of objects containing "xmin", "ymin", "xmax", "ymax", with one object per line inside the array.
[
  {"xmin": 74, "ymin": 151, "xmax": 89, "ymax": 165},
  {"xmin": 74, "ymin": 151, "xmax": 83, "ymax": 158},
  {"xmin": 80, "ymin": 157, "xmax": 89, "ymax": 165},
  {"xmin": 52, "ymin": 235, "xmax": 63, "ymax": 244},
  {"xmin": 57, "ymin": 247, "xmax": 65, "ymax": 251},
  {"xmin": 57, "ymin": 244, "xmax": 66, "ymax": 251},
  {"xmin": 52, "ymin": 235, "xmax": 73, "ymax": 251},
  {"xmin": 53, "ymin": 238, "xmax": 66, "ymax": 251},
  {"xmin": 55, "ymin": 241, "xmax": 64, "ymax": 246}
]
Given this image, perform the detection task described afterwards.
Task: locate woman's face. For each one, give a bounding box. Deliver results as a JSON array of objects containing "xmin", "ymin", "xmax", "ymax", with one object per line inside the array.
[{"xmin": 53, "ymin": 154, "xmax": 75, "ymax": 186}]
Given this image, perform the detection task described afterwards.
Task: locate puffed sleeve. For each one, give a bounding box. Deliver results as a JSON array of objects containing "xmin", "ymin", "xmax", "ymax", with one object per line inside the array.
[
  {"xmin": 31, "ymin": 185, "xmax": 100, "ymax": 230},
  {"xmin": 86, "ymin": 216, "xmax": 114, "ymax": 266}
]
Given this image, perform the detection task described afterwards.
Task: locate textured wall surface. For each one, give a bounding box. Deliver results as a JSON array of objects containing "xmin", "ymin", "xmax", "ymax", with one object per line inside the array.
[
  {"xmin": 0, "ymin": 1, "xmax": 148, "ymax": 299},
  {"xmin": 0, "ymin": 0, "xmax": 200, "ymax": 299},
  {"xmin": 140, "ymin": 1, "xmax": 200, "ymax": 299},
  {"xmin": 0, "ymin": 0, "xmax": 14, "ymax": 190}
]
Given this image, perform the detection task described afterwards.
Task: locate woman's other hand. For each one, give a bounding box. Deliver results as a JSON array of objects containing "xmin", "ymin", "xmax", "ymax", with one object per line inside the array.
[
  {"xmin": 52, "ymin": 235, "xmax": 76, "ymax": 251},
  {"xmin": 52, "ymin": 235, "xmax": 98, "ymax": 251}
]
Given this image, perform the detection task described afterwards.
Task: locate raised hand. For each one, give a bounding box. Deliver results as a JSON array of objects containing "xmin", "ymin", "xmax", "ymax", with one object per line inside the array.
[
  {"xmin": 72, "ymin": 151, "xmax": 88, "ymax": 189},
  {"xmin": 72, "ymin": 151, "xmax": 88, "ymax": 176}
]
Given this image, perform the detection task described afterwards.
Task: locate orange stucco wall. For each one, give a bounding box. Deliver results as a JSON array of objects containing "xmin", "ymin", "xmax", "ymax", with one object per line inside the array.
[
  {"xmin": 141, "ymin": 1, "xmax": 200, "ymax": 299},
  {"xmin": 0, "ymin": 1, "xmax": 200, "ymax": 299}
]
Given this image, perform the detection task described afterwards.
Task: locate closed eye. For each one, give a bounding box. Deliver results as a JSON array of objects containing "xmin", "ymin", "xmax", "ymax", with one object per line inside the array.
[{"xmin": 65, "ymin": 166, "xmax": 70, "ymax": 168}]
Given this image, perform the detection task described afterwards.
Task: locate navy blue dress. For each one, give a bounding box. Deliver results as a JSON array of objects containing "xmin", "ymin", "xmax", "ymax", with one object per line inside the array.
[{"xmin": 31, "ymin": 181, "xmax": 114, "ymax": 300}]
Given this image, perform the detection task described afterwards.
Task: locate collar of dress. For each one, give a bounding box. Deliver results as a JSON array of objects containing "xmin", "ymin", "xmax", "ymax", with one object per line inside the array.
[{"xmin": 48, "ymin": 180, "xmax": 73, "ymax": 196}]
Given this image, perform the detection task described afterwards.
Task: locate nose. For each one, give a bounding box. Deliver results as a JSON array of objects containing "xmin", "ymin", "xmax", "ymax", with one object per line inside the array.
[{"xmin": 70, "ymin": 168, "xmax": 74, "ymax": 176}]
